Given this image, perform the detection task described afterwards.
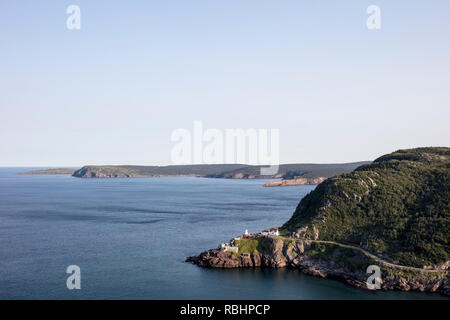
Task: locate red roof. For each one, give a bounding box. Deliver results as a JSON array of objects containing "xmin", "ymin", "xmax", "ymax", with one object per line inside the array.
[{"xmin": 262, "ymin": 227, "xmax": 278, "ymax": 232}]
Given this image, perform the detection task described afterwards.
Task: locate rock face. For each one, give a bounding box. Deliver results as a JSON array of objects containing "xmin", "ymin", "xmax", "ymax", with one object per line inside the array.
[
  {"xmin": 264, "ymin": 177, "xmax": 327, "ymax": 187},
  {"xmin": 187, "ymin": 236, "xmax": 449, "ymax": 296},
  {"xmin": 73, "ymin": 166, "xmax": 138, "ymax": 178},
  {"xmin": 187, "ymin": 237, "xmax": 303, "ymax": 268}
]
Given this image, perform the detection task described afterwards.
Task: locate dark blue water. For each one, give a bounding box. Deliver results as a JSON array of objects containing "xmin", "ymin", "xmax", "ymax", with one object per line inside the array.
[{"xmin": 0, "ymin": 168, "xmax": 446, "ymax": 300}]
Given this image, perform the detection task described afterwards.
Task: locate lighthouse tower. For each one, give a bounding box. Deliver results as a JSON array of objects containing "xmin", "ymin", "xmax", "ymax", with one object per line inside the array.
[{"xmin": 244, "ymin": 229, "xmax": 249, "ymax": 236}]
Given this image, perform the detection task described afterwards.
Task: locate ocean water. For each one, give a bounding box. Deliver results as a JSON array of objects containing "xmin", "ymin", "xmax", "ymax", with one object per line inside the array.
[{"xmin": 0, "ymin": 168, "xmax": 446, "ymax": 300}]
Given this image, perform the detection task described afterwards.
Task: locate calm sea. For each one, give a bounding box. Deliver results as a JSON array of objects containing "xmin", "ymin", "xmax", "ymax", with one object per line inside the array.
[{"xmin": 0, "ymin": 168, "xmax": 446, "ymax": 300}]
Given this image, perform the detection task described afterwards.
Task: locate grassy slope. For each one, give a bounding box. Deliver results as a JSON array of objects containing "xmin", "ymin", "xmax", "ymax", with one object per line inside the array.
[{"xmin": 282, "ymin": 147, "xmax": 450, "ymax": 267}]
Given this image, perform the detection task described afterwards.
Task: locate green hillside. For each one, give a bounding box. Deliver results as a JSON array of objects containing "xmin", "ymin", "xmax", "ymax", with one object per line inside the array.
[{"xmin": 282, "ymin": 147, "xmax": 450, "ymax": 268}]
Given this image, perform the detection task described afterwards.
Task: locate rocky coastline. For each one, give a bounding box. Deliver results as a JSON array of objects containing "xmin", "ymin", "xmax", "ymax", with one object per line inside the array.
[
  {"xmin": 69, "ymin": 162, "xmax": 367, "ymax": 180},
  {"xmin": 264, "ymin": 177, "xmax": 326, "ymax": 187},
  {"xmin": 186, "ymin": 236, "xmax": 450, "ymax": 296}
]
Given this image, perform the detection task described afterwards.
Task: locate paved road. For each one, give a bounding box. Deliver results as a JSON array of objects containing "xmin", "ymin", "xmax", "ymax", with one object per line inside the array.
[{"xmin": 280, "ymin": 236, "xmax": 447, "ymax": 274}]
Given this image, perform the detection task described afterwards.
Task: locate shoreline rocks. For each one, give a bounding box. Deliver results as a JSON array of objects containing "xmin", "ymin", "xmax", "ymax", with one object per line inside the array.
[
  {"xmin": 186, "ymin": 236, "xmax": 449, "ymax": 297},
  {"xmin": 264, "ymin": 177, "xmax": 327, "ymax": 187}
]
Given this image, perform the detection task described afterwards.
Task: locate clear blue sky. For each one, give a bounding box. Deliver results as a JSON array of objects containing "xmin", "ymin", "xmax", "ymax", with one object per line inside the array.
[{"xmin": 1, "ymin": 1, "xmax": 449, "ymax": 166}]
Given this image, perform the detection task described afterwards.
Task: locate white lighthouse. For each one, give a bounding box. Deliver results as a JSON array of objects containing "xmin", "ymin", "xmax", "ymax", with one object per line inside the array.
[{"xmin": 244, "ymin": 229, "xmax": 249, "ymax": 236}]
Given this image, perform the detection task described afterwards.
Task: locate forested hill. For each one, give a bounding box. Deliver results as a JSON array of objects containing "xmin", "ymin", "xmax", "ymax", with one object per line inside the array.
[{"xmin": 282, "ymin": 147, "xmax": 450, "ymax": 268}]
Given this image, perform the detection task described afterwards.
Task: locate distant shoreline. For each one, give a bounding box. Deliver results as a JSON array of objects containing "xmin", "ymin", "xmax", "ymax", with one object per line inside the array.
[
  {"xmin": 18, "ymin": 168, "xmax": 77, "ymax": 175},
  {"xmin": 17, "ymin": 162, "xmax": 369, "ymax": 185},
  {"xmin": 263, "ymin": 177, "xmax": 327, "ymax": 187}
]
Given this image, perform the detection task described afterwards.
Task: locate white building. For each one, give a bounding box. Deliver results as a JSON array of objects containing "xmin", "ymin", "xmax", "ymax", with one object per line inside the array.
[
  {"xmin": 261, "ymin": 227, "xmax": 279, "ymax": 236},
  {"xmin": 220, "ymin": 242, "xmax": 238, "ymax": 253}
]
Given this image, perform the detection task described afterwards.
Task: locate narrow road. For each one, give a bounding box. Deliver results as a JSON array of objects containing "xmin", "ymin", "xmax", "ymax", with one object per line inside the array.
[{"xmin": 278, "ymin": 236, "xmax": 447, "ymax": 274}]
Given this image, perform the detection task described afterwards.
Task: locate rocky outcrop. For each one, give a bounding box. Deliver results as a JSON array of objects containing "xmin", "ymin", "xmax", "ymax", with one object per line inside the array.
[
  {"xmin": 264, "ymin": 177, "xmax": 326, "ymax": 187},
  {"xmin": 187, "ymin": 236, "xmax": 449, "ymax": 296},
  {"xmin": 73, "ymin": 167, "xmax": 135, "ymax": 178},
  {"xmin": 187, "ymin": 237, "xmax": 304, "ymax": 268}
]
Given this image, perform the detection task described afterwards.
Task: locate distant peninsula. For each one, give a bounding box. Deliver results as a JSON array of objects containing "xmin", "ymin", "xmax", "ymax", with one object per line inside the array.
[
  {"xmin": 19, "ymin": 168, "xmax": 77, "ymax": 175},
  {"xmin": 70, "ymin": 162, "xmax": 369, "ymax": 180}
]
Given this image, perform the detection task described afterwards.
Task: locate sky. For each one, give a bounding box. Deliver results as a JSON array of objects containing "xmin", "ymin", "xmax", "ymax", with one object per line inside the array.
[{"xmin": 0, "ymin": 0, "xmax": 449, "ymax": 166}]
